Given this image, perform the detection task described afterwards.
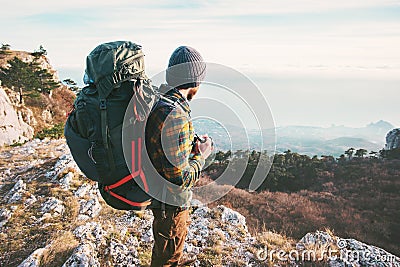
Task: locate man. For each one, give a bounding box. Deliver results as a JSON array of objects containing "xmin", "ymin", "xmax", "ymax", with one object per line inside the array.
[{"xmin": 145, "ymin": 46, "xmax": 213, "ymax": 266}]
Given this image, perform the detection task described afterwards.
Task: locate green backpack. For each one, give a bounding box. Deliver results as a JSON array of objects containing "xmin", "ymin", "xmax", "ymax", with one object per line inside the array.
[{"xmin": 64, "ymin": 41, "xmax": 158, "ymax": 210}]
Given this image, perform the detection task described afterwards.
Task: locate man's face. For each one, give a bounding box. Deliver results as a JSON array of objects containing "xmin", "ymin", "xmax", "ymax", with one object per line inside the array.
[{"xmin": 187, "ymin": 86, "xmax": 199, "ymax": 101}]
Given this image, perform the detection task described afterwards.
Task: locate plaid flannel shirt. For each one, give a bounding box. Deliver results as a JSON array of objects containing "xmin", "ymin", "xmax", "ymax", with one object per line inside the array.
[{"xmin": 145, "ymin": 88, "xmax": 205, "ymax": 190}]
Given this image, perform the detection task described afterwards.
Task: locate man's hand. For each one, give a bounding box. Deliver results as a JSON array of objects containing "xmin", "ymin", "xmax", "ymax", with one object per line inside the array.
[{"xmin": 198, "ymin": 135, "xmax": 213, "ymax": 159}]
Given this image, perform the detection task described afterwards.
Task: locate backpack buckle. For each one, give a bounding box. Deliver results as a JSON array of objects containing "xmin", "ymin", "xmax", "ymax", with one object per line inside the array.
[{"xmin": 99, "ymin": 99, "xmax": 107, "ymax": 110}]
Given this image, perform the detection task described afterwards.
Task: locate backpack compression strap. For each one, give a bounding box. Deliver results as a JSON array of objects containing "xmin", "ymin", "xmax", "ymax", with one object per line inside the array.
[
  {"xmin": 99, "ymin": 98, "xmax": 116, "ymax": 171},
  {"xmin": 103, "ymin": 138, "xmax": 150, "ymax": 207},
  {"xmin": 105, "ymin": 176, "xmax": 151, "ymax": 207}
]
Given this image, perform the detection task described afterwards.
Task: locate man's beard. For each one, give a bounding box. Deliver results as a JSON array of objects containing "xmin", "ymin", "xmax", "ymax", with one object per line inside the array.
[{"xmin": 187, "ymin": 87, "xmax": 198, "ymax": 101}]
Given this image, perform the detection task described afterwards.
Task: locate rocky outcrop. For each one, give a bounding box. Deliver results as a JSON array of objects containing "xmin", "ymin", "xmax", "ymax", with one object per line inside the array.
[
  {"xmin": 297, "ymin": 231, "xmax": 400, "ymax": 267},
  {"xmin": 17, "ymin": 247, "xmax": 49, "ymax": 267},
  {"xmin": 0, "ymin": 87, "xmax": 34, "ymax": 146},
  {"xmin": 0, "ymin": 207, "xmax": 13, "ymax": 228},
  {"xmin": 0, "ymin": 139, "xmax": 399, "ymax": 266},
  {"xmin": 4, "ymin": 179, "xmax": 26, "ymax": 204},
  {"xmin": 0, "ymin": 51, "xmax": 76, "ymax": 147},
  {"xmin": 40, "ymin": 197, "xmax": 65, "ymax": 216},
  {"xmin": 0, "ymin": 50, "xmax": 59, "ymax": 81},
  {"xmin": 386, "ymin": 128, "xmax": 400, "ymax": 150}
]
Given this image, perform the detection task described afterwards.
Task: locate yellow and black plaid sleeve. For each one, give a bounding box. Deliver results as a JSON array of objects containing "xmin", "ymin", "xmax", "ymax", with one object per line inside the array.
[
  {"xmin": 147, "ymin": 104, "xmax": 205, "ymax": 190},
  {"xmin": 161, "ymin": 108, "xmax": 205, "ymax": 189}
]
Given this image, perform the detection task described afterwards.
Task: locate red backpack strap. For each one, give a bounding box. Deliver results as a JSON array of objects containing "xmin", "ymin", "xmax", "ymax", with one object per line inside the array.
[{"xmin": 103, "ymin": 137, "xmax": 150, "ymax": 207}]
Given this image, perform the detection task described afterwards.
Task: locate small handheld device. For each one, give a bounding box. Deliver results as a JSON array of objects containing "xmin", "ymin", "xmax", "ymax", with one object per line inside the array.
[{"xmin": 193, "ymin": 134, "xmax": 214, "ymax": 147}]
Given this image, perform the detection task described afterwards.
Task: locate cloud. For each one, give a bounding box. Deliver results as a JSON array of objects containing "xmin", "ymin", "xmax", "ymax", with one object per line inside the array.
[
  {"xmin": 1, "ymin": 0, "xmax": 399, "ymax": 81},
  {"xmin": 24, "ymin": 11, "xmax": 97, "ymax": 28}
]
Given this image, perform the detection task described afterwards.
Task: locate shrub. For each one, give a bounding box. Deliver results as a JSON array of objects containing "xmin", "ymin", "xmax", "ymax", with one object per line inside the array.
[{"xmin": 35, "ymin": 123, "xmax": 64, "ymax": 140}]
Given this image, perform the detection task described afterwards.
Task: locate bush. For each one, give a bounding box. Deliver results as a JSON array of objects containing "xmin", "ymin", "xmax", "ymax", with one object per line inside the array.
[{"xmin": 35, "ymin": 123, "xmax": 64, "ymax": 139}]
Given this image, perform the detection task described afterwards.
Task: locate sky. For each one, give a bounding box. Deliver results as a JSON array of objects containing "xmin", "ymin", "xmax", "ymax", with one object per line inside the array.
[{"xmin": 1, "ymin": 0, "xmax": 399, "ymax": 128}]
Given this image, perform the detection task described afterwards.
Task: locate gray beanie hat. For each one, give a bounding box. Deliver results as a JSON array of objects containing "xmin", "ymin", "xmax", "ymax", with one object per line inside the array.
[{"xmin": 166, "ymin": 46, "xmax": 206, "ymax": 89}]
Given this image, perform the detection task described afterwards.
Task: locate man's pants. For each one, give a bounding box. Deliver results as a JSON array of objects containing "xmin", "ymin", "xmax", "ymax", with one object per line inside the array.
[{"xmin": 150, "ymin": 208, "xmax": 190, "ymax": 267}]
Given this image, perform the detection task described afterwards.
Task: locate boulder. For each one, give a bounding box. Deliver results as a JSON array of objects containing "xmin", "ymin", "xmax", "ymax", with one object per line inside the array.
[
  {"xmin": 40, "ymin": 197, "xmax": 64, "ymax": 216},
  {"xmin": 0, "ymin": 87, "xmax": 34, "ymax": 146},
  {"xmin": 17, "ymin": 248, "xmax": 47, "ymax": 267},
  {"xmin": 4, "ymin": 179, "xmax": 26, "ymax": 204},
  {"xmin": 0, "ymin": 207, "xmax": 12, "ymax": 228},
  {"xmin": 62, "ymin": 243, "xmax": 100, "ymax": 267},
  {"xmin": 296, "ymin": 231, "xmax": 400, "ymax": 267}
]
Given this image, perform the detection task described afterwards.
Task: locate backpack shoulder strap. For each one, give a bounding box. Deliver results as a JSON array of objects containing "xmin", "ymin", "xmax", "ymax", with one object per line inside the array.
[{"xmin": 154, "ymin": 94, "xmax": 189, "ymax": 118}]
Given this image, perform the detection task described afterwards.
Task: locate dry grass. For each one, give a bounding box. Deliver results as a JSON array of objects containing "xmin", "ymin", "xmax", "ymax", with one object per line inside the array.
[
  {"xmin": 24, "ymin": 86, "xmax": 75, "ymax": 133},
  {"xmin": 0, "ymin": 152, "xmax": 82, "ymax": 266},
  {"xmin": 203, "ymin": 159, "xmax": 400, "ymax": 256},
  {"xmin": 40, "ymin": 231, "xmax": 79, "ymax": 267},
  {"xmin": 138, "ymin": 248, "xmax": 152, "ymax": 267}
]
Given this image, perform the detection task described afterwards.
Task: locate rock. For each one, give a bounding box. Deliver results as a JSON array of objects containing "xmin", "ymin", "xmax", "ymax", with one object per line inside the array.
[
  {"xmin": 187, "ymin": 217, "xmax": 210, "ymax": 243},
  {"xmin": 117, "ymin": 211, "xmax": 154, "ymax": 243},
  {"xmin": 62, "ymin": 243, "xmax": 100, "ymax": 267},
  {"xmin": 78, "ymin": 197, "xmax": 102, "ymax": 219},
  {"xmin": 220, "ymin": 205, "xmax": 247, "ymax": 227},
  {"xmin": 184, "ymin": 243, "xmax": 201, "ymax": 254},
  {"xmin": 386, "ymin": 128, "xmax": 400, "ymax": 150},
  {"xmin": 20, "ymin": 107, "xmax": 37, "ymax": 127},
  {"xmin": 41, "ymin": 109, "xmax": 52, "ymax": 123},
  {"xmin": 74, "ymin": 183, "xmax": 93, "ymax": 198},
  {"xmin": 187, "ymin": 205, "xmax": 256, "ymax": 265},
  {"xmin": 40, "ymin": 197, "xmax": 64, "ymax": 216},
  {"xmin": 17, "ymin": 247, "xmax": 47, "ymax": 267},
  {"xmin": 24, "ymin": 194, "xmax": 37, "ymax": 207},
  {"xmin": 335, "ymin": 237, "xmax": 400, "ymax": 267},
  {"xmin": 0, "ymin": 87, "xmax": 34, "ymax": 146},
  {"xmin": 1, "ymin": 137, "xmax": 399, "ymax": 267},
  {"xmin": 59, "ymin": 172, "xmax": 74, "ymax": 189},
  {"xmin": 73, "ymin": 222, "xmax": 107, "ymax": 246},
  {"xmin": 296, "ymin": 231, "xmax": 335, "ymax": 250},
  {"xmin": 45, "ymin": 154, "xmax": 81, "ymax": 180},
  {"xmin": 190, "ymin": 198, "xmax": 204, "ymax": 208},
  {"xmin": 192, "ymin": 205, "xmax": 210, "ymax": 217},
  {"xmin": 108, "ymin": 238, "xmax": 140, "ymax": 266},
  {"xmin": 0, "ymin": 207, "xmax": 12, "ymax": 228},
  {"xmin": 297, "ymin": 231, "xmax": 400, "ymax": 267},
  {"xmin": 4, "ymin": 179, "xmax": 26, "ymax": 204},
  {"xmin": 2, "ymin": 168, "xmax": 11, "ymax": 177}
]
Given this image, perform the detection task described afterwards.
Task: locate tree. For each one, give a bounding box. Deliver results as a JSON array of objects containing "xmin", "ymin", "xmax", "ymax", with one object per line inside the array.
[
  {"xmin": 0, "ymin": 56, "xmax": 59, "ymax": 103},
  {"xmin": 369, "ymin": 151, "xmax": 378, "ymax": 159},
  {"xmin": 249, "ymin": 150, "xmax": 260, "ymax": 163},
  {"xmin": 337, "ymin": 154, "xmax": 346, "ymax": 162},
  {"xmin": 234, "ymin": 149, "xmax": 245, "ymax": 159},
  {"xmin": 215, "ymin": 151, "xmax": 226, "ymax": 164},
  {"xmin": 380, "ymin": 148, "xmax": 400, "ymax": 160},
  {"xmin": 1, "ymin": 43, "xmax": 11, "ymax": 50},
  {"xmin": 35, "ymin": 66, "xmax": 59, "ymax": 93},
  {"xmin": 32, "ymin": 45, "xmax": 47, "ymax": 57},
  {"xmin": 345, "ymin": 148, "xmax": 355, "ymax": 160},
  {"xmin": 0, "ymin": 43, "xmax": 11, "ymax": 57},
  {"xmin": 321, "ymin": 155, "xmax": 335, "ymax": 162},
  {"xmin": 63, "ymin": 78, "xmax": 80, "ymax": 92},
  {"xmin": 355, "ymin": 148, "xmax": 368, "ymax": 158},
  {"xmin": 379, "ymin": 149, "xmax": 387, "ymax": 159},
  {"xmin": 0, "ymin": 57, "xmax": 35, "ymax": 103}
]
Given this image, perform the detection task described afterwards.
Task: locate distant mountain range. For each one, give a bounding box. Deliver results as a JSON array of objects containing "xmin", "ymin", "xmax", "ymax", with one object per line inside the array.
[{"xmin": 192, "ymin": 120, "xmax": 395, "ymax": 157}]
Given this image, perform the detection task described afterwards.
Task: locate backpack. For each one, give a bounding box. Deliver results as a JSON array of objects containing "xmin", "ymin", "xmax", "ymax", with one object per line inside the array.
[{"xmin": 64, "ymin": 41, "xmax": 158, "ymax": 210}]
